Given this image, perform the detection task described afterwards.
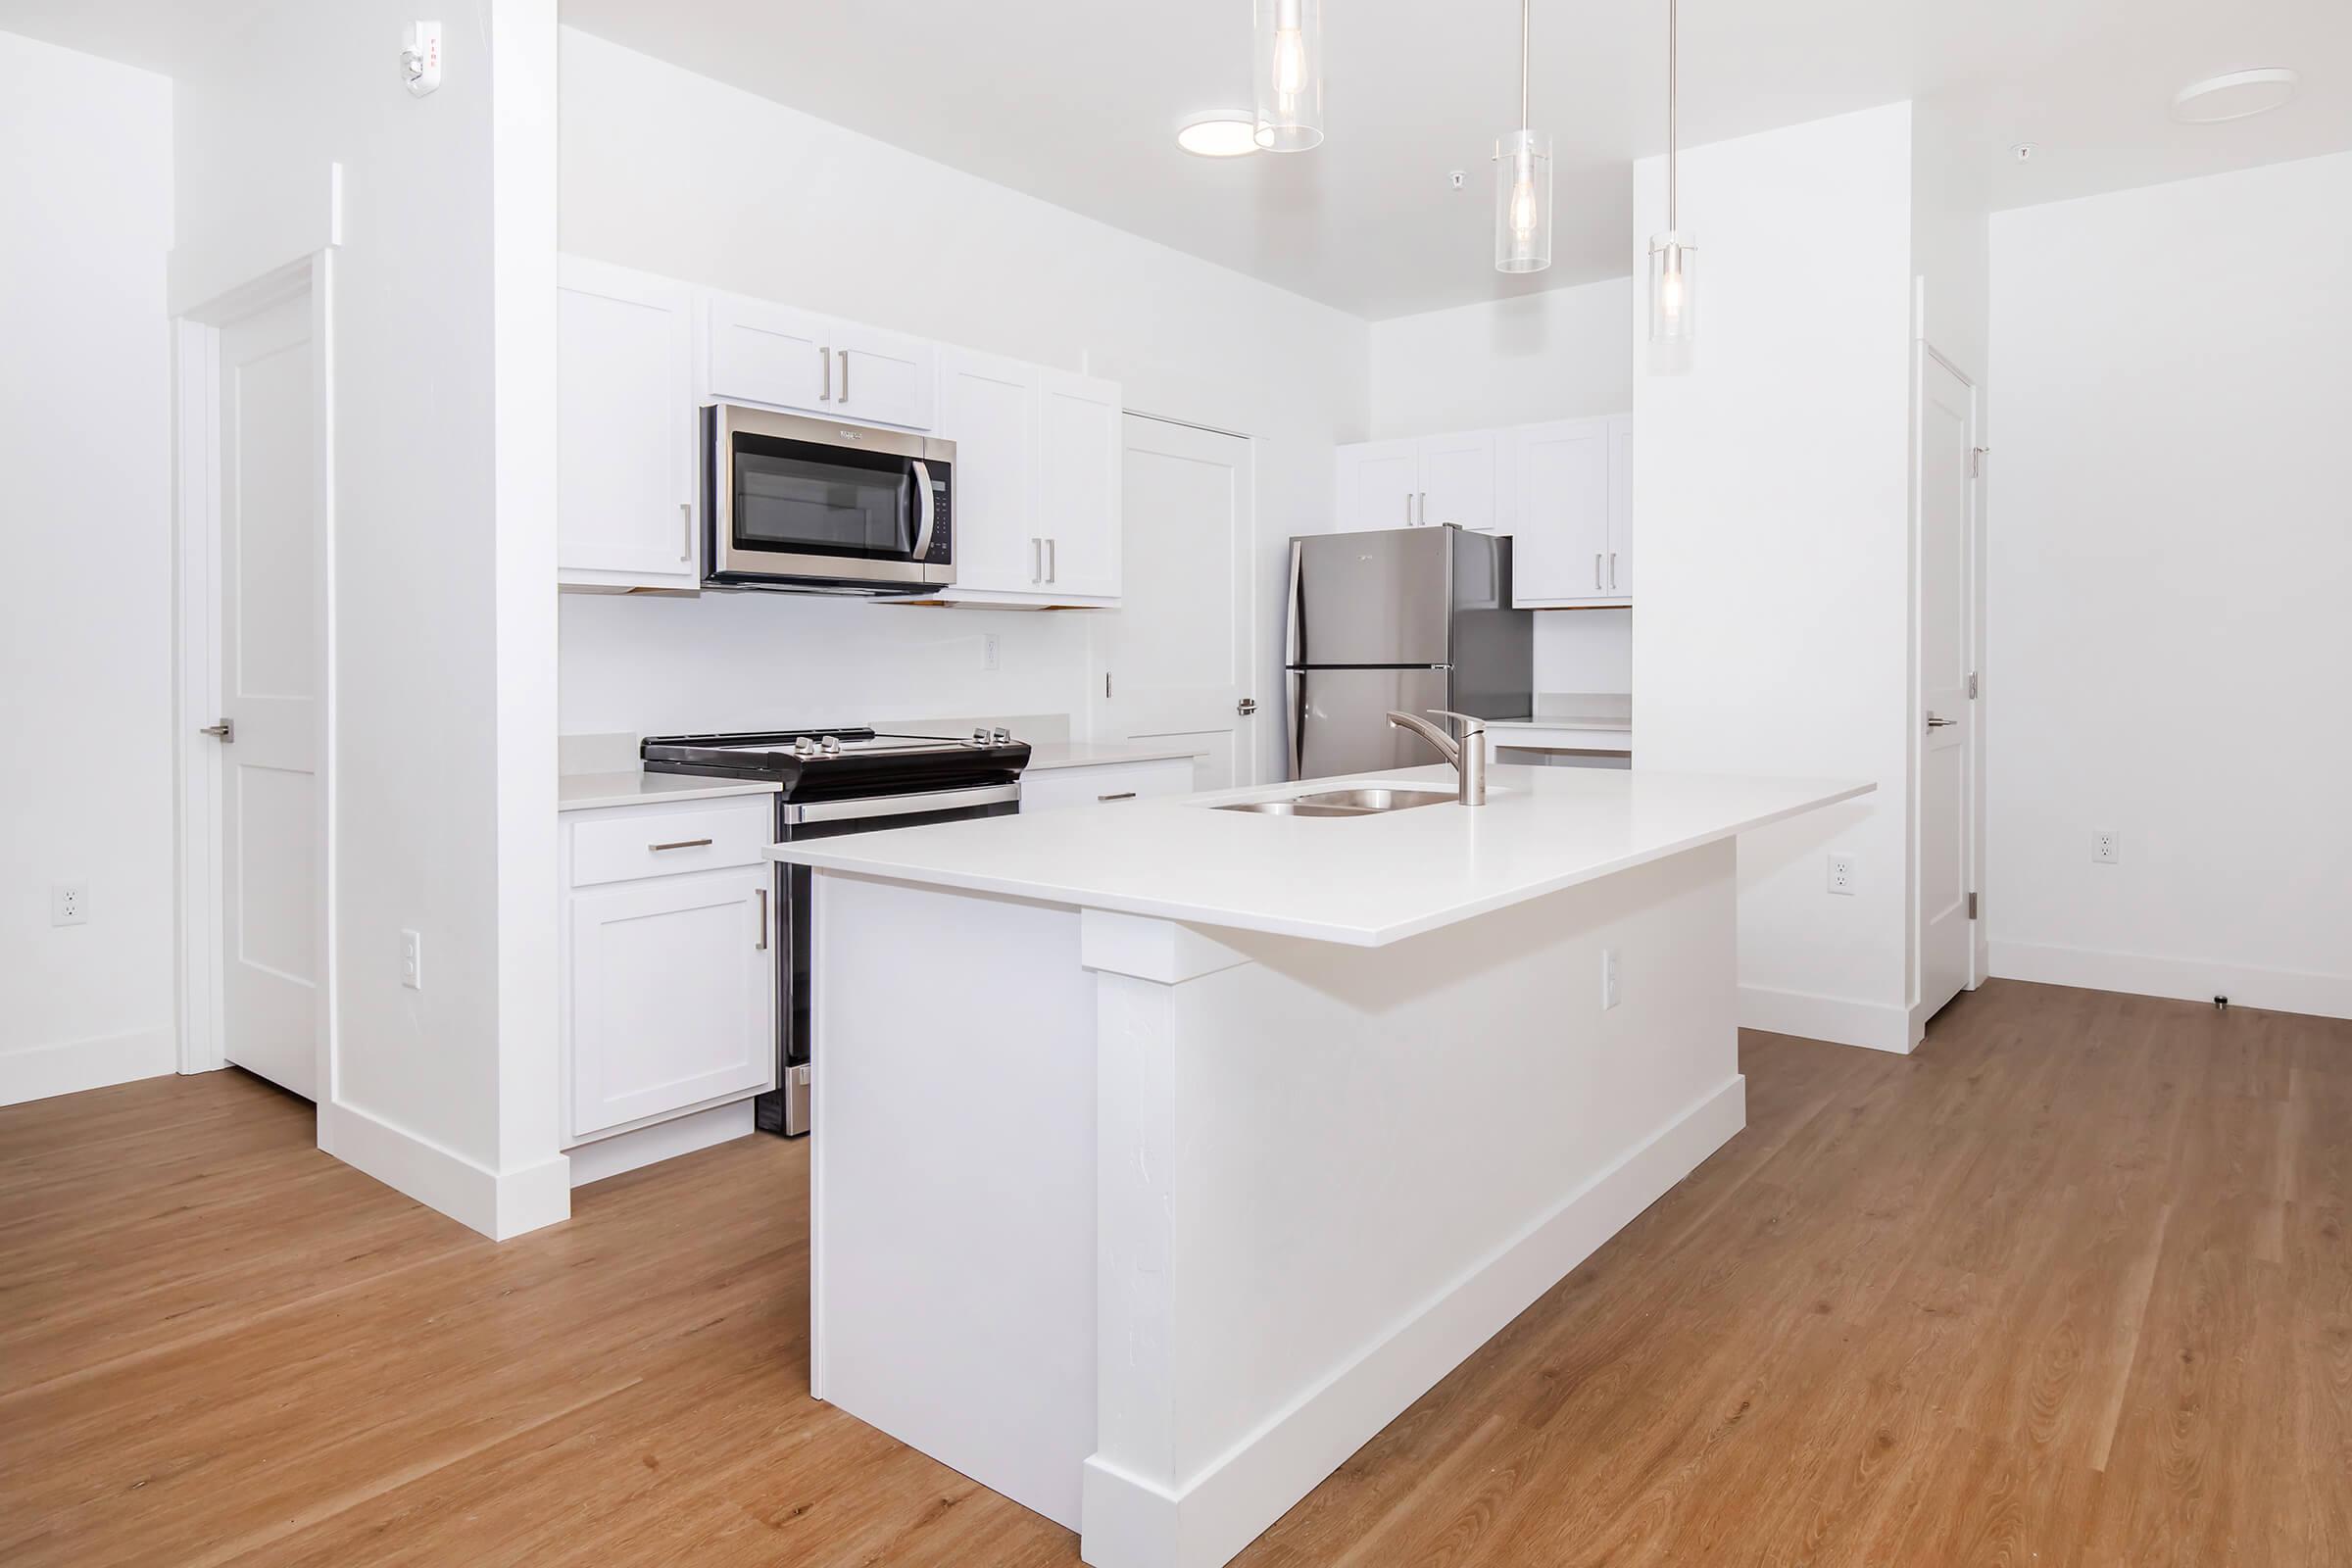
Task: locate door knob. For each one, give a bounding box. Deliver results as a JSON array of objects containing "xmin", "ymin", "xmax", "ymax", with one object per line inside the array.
[
  {"xmin": 200, "ymin": 719, "xmax": 234, "ymax": 743},
  {"xmin": 1237, "ymin": 698, "xmax": 1258, "ymax": 716},
  {"xmin": 1926, "ymin": 713, "xmax": 1956, "ymax": 729}
]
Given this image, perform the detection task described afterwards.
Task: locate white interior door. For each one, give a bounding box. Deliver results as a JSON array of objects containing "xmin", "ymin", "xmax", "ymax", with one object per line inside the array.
[
  {"xmin": 1917, "ymin": 352, "xmax": 1977, "ymax": 1023},
  {"xmin": 1093, "ymin": 416, "xmax": 1254, "ymax": 788},
  {"xmin": 217, "ymin": 293, "xmax": 320, "ymax": 1099}
]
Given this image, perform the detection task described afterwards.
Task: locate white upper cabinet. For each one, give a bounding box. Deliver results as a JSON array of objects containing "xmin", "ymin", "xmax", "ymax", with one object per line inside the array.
[
  {"xmin": 829, "ymin": 320, "xmax": 937, "ymax": 429},
  {"xmin": 1507, "ymin": 418, "xmax": 1616, "ymax": 607},
  {"xmin": 1416, "ymin": 431, "xmax": 1498, "ymax": 532},
  {"xmin": 1336, "ymin": 439, "xmax": 1422, "ymax": 529},
  {"xmin": 1606, "ymin": 416, "xmax": 1634, "ymax": 599},
  {"xmin": 558, "ymin": 257, "xmax": 699, "ymax": 591},
  {"xmin": 1334, "ymin": 433, "xmax": 1498, "ymax": 531},
  {"xmin": 705, "ymin": 290, "xmax": 833, "ymax": 414},
  {"xmin": 936, "ymin": 348, "xmax": 1040, "ymax": 595},
  {"xmin": 705, "ymin": 293, "xmax": 937, "ymax": 430},
  {"xmin": 1035, "ymin": 369, "xmax": 1122, "ymax": 600}
]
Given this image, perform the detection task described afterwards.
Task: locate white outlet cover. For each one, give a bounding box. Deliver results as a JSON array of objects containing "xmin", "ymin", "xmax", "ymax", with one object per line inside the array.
[
  {"xmin": 1827, "ymin": 854, "xmax": 1857, "ymax": 895},
  {"xmin": 50, "ymin": 882, "xmax": 89, "ymax": 926},
  {"xmin": 2092, "ymin": 829, "xmax": 2120, "ymax": 864},
  {"xmin": 400, "ymin": 928, "xmax": 423, "ymax": 989}
]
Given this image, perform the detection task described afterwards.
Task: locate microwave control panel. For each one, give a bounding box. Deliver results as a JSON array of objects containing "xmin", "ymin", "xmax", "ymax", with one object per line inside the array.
[{"xmin": 922, "ymin": 475, "xmax": 953, "ymax": 565}]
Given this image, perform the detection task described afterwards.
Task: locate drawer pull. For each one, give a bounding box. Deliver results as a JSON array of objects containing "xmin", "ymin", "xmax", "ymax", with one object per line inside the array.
[
  {"xmin": 649, "ymin": 838, "xmax": 713, "ymax": 852},
  {"xmin": 1098, "ymin": 791, "xmax": 1139, "ymax": 802}
]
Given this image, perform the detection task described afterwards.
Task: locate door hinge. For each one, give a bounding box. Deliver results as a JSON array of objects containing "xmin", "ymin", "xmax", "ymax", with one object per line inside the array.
[
  {"xmin": 1967, "ymin": 671, "xmax": 1979, "ymax": 699},
  {"xmin": 1969, "ymin": 446, "xmax": 1989, "ymax": 478},
  {"xmin": 1967, "ymin": 891, "xmax": 1979, "ymax": 920}
]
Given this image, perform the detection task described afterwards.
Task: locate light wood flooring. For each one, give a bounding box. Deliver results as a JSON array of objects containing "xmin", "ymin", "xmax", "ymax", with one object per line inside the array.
[{"xmin": 3, "ymin": 979, "xmax": 2347, "ymax": 1565}]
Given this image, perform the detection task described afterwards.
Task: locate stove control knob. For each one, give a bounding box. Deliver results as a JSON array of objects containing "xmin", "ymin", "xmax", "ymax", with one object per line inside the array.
[
  {"xmin": 819, "ymin": 735, "xmax": 843, "ymax": 757},
  {"xmin": 990, "ymin": 727, "xmax": 1011, "ymax": 746},
  {"xmin": 971, "ymin": 727, "xmax": 991, "ymax": 745},
  {"xmin": 792, "ymin": 736, "xmax": 817, "ymax": 759}
]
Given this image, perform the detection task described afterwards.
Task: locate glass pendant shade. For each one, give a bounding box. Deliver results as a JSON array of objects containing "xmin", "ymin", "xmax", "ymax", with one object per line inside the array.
[
  {"xmin": 1494, "ymin": 128, "xmax": 1551, "ymax": 272},
  {"xmin": 1647, "ymin": 230, "xmax": 1697, "ymax": 350},
  {"xmin": 1252, "ymin": 0, "xmax": 1323, "ymax": 151}
]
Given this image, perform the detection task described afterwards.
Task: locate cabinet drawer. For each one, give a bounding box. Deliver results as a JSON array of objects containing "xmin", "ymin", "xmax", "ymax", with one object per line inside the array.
[
  {"xmin": 1021, "ymin": 758, "xmax": 1196, "ymax": 813},
  {"xmin": 569, "ymin": 799, "xmax": 773, "ymax": 888}
]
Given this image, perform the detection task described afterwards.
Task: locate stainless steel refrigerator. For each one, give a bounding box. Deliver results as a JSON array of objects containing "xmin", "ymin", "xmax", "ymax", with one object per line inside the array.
[{"xmin": 1283, "ymin": 524, "xmax": 1534, "ymax": 780}]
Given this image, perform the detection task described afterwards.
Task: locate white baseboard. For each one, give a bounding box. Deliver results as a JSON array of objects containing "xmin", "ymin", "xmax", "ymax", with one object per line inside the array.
[
  {"xmin": 1989, "ymin": 940, "xmax": 2352, "ymax": 1021},
  {"xmin": 565, "ymin": 1100, "xmax": 755, "ymax": 1187},
  {"xmin": 0, "ymin": 1024, "xmax": 177, "ymax": 1107},
  {"xmin": 322, "ymin": 1100, "xmax": 570, "ymax": 1242},
  {"xmin": 1080, "ymin": 1074, "xmax": 1747, "ymax": 1568},
  {"xmin": 1739, "ymin": 984, "xmax": 1916, "ymax": 1054}
]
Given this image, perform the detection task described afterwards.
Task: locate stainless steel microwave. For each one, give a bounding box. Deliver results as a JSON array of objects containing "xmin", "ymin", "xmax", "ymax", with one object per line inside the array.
[{"xmin": 702, "ymin": 403, "xmax": 955, "ymax": 594}]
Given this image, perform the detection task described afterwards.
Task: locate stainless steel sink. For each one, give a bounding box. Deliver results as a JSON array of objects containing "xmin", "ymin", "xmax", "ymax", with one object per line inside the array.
[{"xmin": 1213, "ymin": 786, "xmax": 1456, "ymax": 817}]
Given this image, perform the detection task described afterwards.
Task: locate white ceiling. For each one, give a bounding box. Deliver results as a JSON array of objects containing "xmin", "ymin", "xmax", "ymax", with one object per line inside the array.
[{"xmin": 7, "ymin": 0, "xmax": 2347, "ymax": 318}]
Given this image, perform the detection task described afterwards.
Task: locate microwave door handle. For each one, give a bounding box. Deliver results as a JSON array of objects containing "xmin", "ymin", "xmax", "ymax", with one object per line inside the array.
[{"xmin": 909, "ymin": 460, "xmax": 936, "ymax": 561}]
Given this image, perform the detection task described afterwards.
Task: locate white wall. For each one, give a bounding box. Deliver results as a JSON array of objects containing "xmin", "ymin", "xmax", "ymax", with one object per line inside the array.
[
  {"xmin": 173, "ymin": 1, "xmax": 566, "ymax": 1236},
  {"xmin": 0, "ymin": 33, "xmax": 175, "ymax": 1104},
  {"xmin": 1366, "ymin": 278, "xmax": 1634, "ymax": 439},
  {"xmin": 557, "ymin": 27, "xmax": 1368, "ymax": 762},
  {"xmin": 1366, "ymin": 278, "xmax": 1638, "ymax": 699},
  {"xmin": 1986, "ymin": 152, "xmax": 2352, "ymax": 1019},
  {"xmin": 1632, "ymin": 103, "xmax": 1920, "ymax": 1051}
]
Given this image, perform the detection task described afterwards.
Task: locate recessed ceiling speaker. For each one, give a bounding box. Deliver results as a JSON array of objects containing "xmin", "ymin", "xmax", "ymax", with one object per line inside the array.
[{"xmin": 2171, "ymin": 69, "xmax": 2299, "ymax": 124}]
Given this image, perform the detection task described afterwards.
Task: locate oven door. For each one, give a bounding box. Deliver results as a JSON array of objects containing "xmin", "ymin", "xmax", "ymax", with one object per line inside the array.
[
  {"xmin": 706, "ymin": 404, "xmax": 955, "ymax": 592},
  {"xmin": 764, "ymin": 781, "xmax": 1021, "ymax": 1137}
]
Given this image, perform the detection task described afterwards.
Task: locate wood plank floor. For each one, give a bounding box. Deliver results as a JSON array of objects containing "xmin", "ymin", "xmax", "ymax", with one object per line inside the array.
[{"xmin": 4, "ymin": 979, "xmax": 2347, "ymax": 1566}]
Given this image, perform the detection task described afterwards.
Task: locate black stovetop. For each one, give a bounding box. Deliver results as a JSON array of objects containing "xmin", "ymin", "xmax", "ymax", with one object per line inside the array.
[{"xmin": 640, "ymin": 727, "xmax": 1030, "ymax": 802}]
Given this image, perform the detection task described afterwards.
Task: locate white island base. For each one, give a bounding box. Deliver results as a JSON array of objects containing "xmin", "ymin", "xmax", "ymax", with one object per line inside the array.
[{"xmin": 808, "ymin": 834, "xmax": 1747, "ymax": 1568}]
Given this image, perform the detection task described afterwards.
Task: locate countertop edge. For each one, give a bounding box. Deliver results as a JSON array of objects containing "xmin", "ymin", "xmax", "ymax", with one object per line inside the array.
[{"xmin": 558, "ymin": 772, "xmax": 783, "ymax": 812}]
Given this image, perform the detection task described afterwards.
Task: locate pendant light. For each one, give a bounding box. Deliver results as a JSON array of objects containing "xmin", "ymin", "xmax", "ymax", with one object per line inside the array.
[
  {"xmin": 1646, "ymin": 0, "xmax": 1697, "ymax": 359},
  {"xmin": 1494, "ymin": 0, "xmax": 1551, "ymax": 272},
  {"xmin": 1253, "ymin": 0, "xmax": 1323, "ymax": 152}
]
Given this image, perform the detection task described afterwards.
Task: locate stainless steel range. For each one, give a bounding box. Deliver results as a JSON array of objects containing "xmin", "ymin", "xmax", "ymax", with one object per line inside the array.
[{"xmin": 640, "ymin": 726, "xmax": 1030, "ymax": 1136}]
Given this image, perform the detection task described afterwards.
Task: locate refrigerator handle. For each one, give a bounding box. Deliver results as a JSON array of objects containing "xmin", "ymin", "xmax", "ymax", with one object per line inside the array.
[
  {"xmin": 1286, "ymin": 669, "xmax": 1305, "ymax": 781},
  {"xmin": 1284, "ymin": 539, "xmax": 1304, "ymax": 668}
]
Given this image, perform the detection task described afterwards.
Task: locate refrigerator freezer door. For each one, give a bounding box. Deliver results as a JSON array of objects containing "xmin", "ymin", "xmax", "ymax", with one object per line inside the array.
[
  {"xmin": 1288, "ymin": 529, "xmax": 1454, "ymax": 668},
  {"xmin": 1289, "ymin": 667, "xmax": 1452, "ymax": 781}
]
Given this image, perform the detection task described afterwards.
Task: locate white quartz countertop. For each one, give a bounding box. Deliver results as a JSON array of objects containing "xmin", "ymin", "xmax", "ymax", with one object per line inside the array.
[
  {"xmin": 1021, "ymin": 740, "xmax": 1206, "ymax": 771},
  {"xmin": 558, "ymin": 770, "xmax": 780, "ymax": 812},
  {"xmin": 769, "ymin": 764, "xmax": 1871, "ymax": 947}
]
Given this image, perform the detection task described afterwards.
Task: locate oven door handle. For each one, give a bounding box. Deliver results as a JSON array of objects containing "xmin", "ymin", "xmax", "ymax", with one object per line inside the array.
[
  {"xmin": 780, "ymin": 780, "xmax": 1019, "ymax": 826},
  {"xmin": 909, "ymin": 460, "xmax": 936, "ymax": 563}
]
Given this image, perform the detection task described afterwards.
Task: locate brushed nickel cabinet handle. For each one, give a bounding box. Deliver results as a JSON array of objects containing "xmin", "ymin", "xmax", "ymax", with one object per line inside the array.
[
  {"xmin": 1608, "ymin": 551, "xmax": 1618, "ymax": 591},
  {"xmin": 756, "ymin": 887, "xmax": 769, "ymax": 950},
  {"xmin": 1594, "ymin": 553, "xmax": 1603, "ymax": 590},
  {"xmin": 680, "ymin": 501, "xmax": 693, "ymax": 562},
  {"xmin": 1098, "ymin": 791, "xmax": 1138, "ymax": 802},
  {"xmin": 649, "ymin": 838, "xmax": 712, "ymax": 852},
  {"xmin": 839, "ymin": 348, "xmax": 850, "ymax": 402},
  {"xmin": 819, "ymin": 345, "xmax": 831, "ymax": 401}
]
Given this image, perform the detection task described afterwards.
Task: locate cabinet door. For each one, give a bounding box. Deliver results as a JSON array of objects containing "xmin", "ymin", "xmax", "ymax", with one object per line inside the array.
[
  {"xmin": 1335, "ymin": 439, "xmax": 1422, "ymax": 529},
  {"xmin": 937, "ymin": 349, "xmax": 1040, "ymax": 594},
  {"xmin": 1606, "ymin": 416, "xmax": 1634, "ymax": 599},
  {"xmin": 568, "ymin": 866, "xmax": 776, "ymax": 1140},
  {"xmin": 1416, "ymin": 430, "xmax": 1498, "ymax": 532},
  {"xmin": 1504, "ymin": 419, "xmax": 1614, "ymax": 606},
  {"xmin": 557, "ymin": 257, "xmax": 698, "ymax": 587},
  {"xmin": 831, "ymin": 321, "xmax": 938, "ymax": 430},
  {"xmin": 1037, "ymin": 369, "xmax": 1122, "ymax": 599},
  {"xmin": 705, "ymin": 290, "xmax": 833, "ymax": 413}
]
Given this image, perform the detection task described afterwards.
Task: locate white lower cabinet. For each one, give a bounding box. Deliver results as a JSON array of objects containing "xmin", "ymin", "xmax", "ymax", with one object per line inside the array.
[
  {"xmin": 562, "ymin": 798, "xmax": 776, "ymax": 1146},
  {"xmin": 1020, "ymin": 757, "xmax": 1196, "ymax": 812}
]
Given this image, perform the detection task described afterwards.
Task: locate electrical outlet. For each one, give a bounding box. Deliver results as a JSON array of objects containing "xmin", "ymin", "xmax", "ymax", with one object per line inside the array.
[
  {"xmin": 1600, "ymin": 949, "xmax": 1622, "ymax": 1010},
  {"xmin": 50, "ymin": 882, "xmax": 88, "ymax": 926},
  {"xmin": 1827, "ymin": 854, "xmax": 1857, "ymax": 896},
  {"xmin": 982, "ymin": 633, "xmax": 1000, "ymax": 672},
  {"xmin": 2091, "ymin": 829, "xmax": 2120, "ymax": 865},
  {"xmin": 401, "ymin": 929, "xmax": 422, "ymax": 990}
]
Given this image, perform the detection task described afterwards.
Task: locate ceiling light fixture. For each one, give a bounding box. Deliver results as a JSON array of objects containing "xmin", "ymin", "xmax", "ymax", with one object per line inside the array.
[
  {"xmin": 1494, "ymin": 0, "xmax": 1552, "ymax": 272},
  {"xmin": 1253, "ymin": 0, "xmax": 1323, "ymax": 151},
  {"xmin": 2172, "ymin": 68, "xmax": 2300, "ymax": 124},
  {"xmin": 1177, "ymin": 112, "xmax": 1261, "ymax": 158},
  {"xmin": 1646, "ymin": 0, "xmax": 1696, "ymax": 368}
]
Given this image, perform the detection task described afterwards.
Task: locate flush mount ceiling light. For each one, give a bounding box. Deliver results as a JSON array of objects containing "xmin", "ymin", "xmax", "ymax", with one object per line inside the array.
[
  {"xmin": 1176, "ymin": 112, "xmax": 1261, "ymax": 158},
  {"xmin": 2172, "ymin": 68, "xmax": 2300, "ymax": 123}
]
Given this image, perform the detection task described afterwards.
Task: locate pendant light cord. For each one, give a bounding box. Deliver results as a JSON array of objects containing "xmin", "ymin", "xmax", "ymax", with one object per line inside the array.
[
  {"xmin": 1666, "ymin": 0, "xmax": 1678, "ymax": 229},
  {"xmin": 1519, "ymin": 0, "xmax": 1531, "ymax": 130}
]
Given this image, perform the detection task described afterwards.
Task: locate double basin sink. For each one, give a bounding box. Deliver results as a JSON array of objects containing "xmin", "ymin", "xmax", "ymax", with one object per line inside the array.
[{"xmin": 1214, "ymin": 785, "xmax": 1455, "ymax": 818}]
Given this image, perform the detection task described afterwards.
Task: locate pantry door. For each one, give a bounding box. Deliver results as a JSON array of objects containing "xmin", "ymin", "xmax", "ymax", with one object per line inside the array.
[{"xmin": 1091, "ymin": 416, "xmax": 1256, "ymax": 789}]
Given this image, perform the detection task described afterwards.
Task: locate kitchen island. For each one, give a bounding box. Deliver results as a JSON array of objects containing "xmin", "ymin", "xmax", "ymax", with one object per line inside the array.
[{"xmin": 770, "ymin": 762, "xmax": 1869, "ymax": 1568}]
